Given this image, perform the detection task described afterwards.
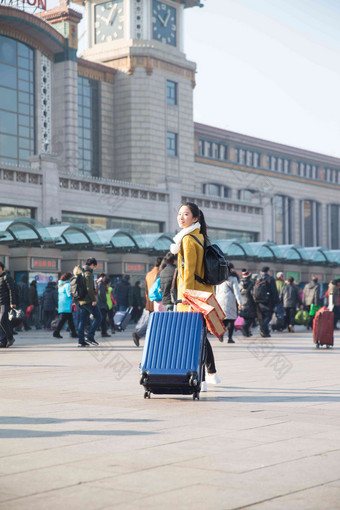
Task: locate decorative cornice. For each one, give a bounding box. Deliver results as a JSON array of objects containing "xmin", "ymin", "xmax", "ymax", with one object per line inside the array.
[
  {"xmin": 36, "ymin": 5, "xmax": 82, "ymax": 25},
  {"xmin": 195, "ymin": 156, "xmax": 340, "ymax": 191},
  {"xmin": 0, "ymin": 6, "xmax": 66, "ymax": 57},
  {"xmin": 78, "ymin": 58, "xmax": 115, "ymax": 83},
  {"xmin": 0, "ymin": 24, "xmax": 54, "ymax": 59},
  {"xmin": 103, "ymin": 55, "xmax": 196, "ymax": 86}
]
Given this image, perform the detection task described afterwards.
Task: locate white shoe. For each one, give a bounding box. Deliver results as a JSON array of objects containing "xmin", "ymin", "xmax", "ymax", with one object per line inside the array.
[
  {"xmin": 206, "ymin": 372, "xmax": 221, "ymax": 385},
  {"xmin": 201, "ymin": 381, "xmax": 207, "ymax": 392}
]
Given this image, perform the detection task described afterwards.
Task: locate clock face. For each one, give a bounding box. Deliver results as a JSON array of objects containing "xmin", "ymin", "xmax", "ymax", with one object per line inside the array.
[
  {"xmin": 94, "ymin": 0, "xmax": 124, "ymax": 44},
  {"xmin": 152, "ymin": 0, "xmax": 177, "ymax": 47}
]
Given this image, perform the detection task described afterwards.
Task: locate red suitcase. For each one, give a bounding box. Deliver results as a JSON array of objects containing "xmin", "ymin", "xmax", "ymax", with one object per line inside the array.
[{"xmin": 313, "ymin": 307, "xmax": 334, "ymax": 348}]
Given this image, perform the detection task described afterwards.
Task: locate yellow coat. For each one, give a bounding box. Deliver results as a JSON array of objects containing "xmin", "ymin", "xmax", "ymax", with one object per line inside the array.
[{"xmin": 177, "ymin": 228, "xmax": 214, "ymax": 312}]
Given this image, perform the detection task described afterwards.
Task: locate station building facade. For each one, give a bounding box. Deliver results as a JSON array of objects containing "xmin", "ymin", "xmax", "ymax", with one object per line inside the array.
[{"xmin": 0, "ymin": 0, "xmax": 339, "ymax": 288}]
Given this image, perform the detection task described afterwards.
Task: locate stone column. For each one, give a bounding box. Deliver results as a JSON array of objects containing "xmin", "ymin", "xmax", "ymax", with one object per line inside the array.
[
  {"xmin": 29, "ymin": 155, "xmax": 61, "ymax": 225},
  {"xmin": 52, "ymin": 60, "xmax": 78, "ymax": 174}
]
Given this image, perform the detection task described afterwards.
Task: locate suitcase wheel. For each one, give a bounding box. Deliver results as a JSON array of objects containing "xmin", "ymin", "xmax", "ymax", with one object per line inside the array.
[
  {"xmin": 193, "ymin": 392, "xmax": 199, "ymax": 401},
  {"xmin": 144, "ymin": 391, "xmax": 151, "ymax": 399},
  {"xmin": 326, "ymin": 345, "xmax": 332, "ymax": 349}
]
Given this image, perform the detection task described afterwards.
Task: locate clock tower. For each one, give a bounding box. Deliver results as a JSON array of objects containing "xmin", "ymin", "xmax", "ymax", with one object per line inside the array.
[{"xmin": 82, "ymin": 0, "xmax": 202, "ymax": 188}]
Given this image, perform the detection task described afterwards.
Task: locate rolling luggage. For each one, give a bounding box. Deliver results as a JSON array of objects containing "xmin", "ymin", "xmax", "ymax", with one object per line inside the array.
[
  {"xmin": 313, "ymin": 307, "xmax": 334, "ymax": 348},
  {"xmin": 140, "ymin": 311, "xmax": 206, "ymax": 400},
  {"xmin": 114, "ymin": 307, "xmax": 132, "ymax": 331}
]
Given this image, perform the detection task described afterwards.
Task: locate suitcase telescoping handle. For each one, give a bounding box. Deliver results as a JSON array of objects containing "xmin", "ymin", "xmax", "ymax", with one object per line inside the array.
[{"xmin": 174, "ymin": 299, "xmax": 192, "ymax": 312}]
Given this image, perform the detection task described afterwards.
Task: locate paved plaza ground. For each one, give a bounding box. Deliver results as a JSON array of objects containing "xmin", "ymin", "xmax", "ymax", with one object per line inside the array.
[{"xmin": 1, "ymin": 323, "xmax": 340, "ymax": 509}]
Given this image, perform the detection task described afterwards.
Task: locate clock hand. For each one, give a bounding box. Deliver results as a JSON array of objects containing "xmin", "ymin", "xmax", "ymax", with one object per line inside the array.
[
  {"xmin": 157, "ymin": 14, "xmax": 165, "ymax": 26},
  {"xmin": 107, "ymin": 3, "xmax": 118, "ymax": 25},
  {"xmin": 163, "ymin": 10, "xmax": 171, "ymax": 27}
]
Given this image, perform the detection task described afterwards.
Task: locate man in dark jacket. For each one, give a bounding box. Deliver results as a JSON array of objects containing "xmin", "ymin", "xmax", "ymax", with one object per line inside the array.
[
  {"xmin": 77, "ymin": 258, "xmax": 102, "ymax": 347},
  {"xmin": 254, "ymin": 266, "xmax": 279, "ymax": 337},
  {"xmin": 159, "ymin": 252, "xmax": 177, "ymax": 312},
  {"xmin": 239, "ymin": 269, "xmax": 256, "ymax": 337},
  {"xmin": 131, "ymin": 281, "xmax": 143, "ymax": 323},
  {"xmin": 42, "ymin": 281, "xmax": 58, "ymax": 330},
  {"xmin": 280, "ymin": 276, "xmax": 302, "ymax": 332},
  {"xmin": 28, "ymin": 280, "xmax": 41, "ymax": 329},
  {"xmin": 17, "ymin": 274, "xmax": 31, "ymax": 331},
  {"xmin": 96, "ymin": 274, "xmax": 110, "ymax": 337},
  {"xmin": 0, "ymin": 262, "xmax": 16, "ymax": 348},
  {"xmin": 115, "ymin": 275, "xmax": 131, "ymax": 311},
  {"xmin": 303, "ymin": 276, "xmax": 321, "ymax": 329}
]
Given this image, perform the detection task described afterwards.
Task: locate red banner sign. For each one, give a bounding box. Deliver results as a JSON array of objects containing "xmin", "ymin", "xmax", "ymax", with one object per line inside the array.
[{"xmin": 31, "ymin": 257, "xmax": 58, "ymax": 270}]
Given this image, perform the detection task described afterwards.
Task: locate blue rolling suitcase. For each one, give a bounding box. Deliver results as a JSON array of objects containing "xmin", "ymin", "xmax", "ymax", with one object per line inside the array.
[{"xmin": 140, "ymin": 312, "xmax": 206, "ymax": 400}]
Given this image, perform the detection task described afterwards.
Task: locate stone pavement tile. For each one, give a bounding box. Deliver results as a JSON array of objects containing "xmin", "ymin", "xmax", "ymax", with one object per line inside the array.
[
  {"xmin": 176, "ymin": 437, "xmax": 340, "ymax": 474},
  {"xmin": 87, "ymin": 464, "xmax": 218, "ymax": 496},
  {"xmin": 100, "ymin": 451, "xmax": 340, "ymax": 510},
  {"xmin": 102, "ymin": 484, "xmax": 246, "ymax": 510},
  {"xmin": 0, "ymin": 465, "xmax": 116, "ymax": 498},
  {"xmin": 0, "ymin": 485, "xmax": 138, "ymax": 510},
  {"xmin": 248, "ymin": 484, "xmax": 340, "ymax": 509}
]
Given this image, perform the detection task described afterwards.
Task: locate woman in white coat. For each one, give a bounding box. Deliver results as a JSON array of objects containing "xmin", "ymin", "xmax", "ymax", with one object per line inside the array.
[{"xmin": 216, "ymin": 263, "xmax": 242, "ymax": 343}]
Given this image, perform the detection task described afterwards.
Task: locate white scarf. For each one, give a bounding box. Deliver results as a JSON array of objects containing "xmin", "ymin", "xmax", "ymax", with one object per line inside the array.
[{"xmin": 170, "ymin": 222, "xmax": 201, "ymax": 254}]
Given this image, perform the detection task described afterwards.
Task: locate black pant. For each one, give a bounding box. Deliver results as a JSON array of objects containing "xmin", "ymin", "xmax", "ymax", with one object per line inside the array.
[
  {"xmin": 100, "ymin": 308, "xmax": 108, "ymax": 334},
  {"xmin": 44, "ymin": 310, "xmax": 55, "ymax": 329},
  {"xmin": 284, "ymin": 307, "xmax": 296, "ymax": 328},
  {"xmin": 242, "ymin": 317, "xmax": 253, "ymax": 336},
  {"xmin": 0, "ymin": 305, "xmax": 13, "ymax": 342},
  {"xmin": 260, "ymin": 310, "xmax": 272, "ymax": 336},
  {"xmin": 203, "ymin": 339, "xmax": 216, "ymax": 380},
  {"xmin": 56, "ymin": 313, "xmax": 77, "ymax": 335},
  {"xmin": 223, "ymin": 319, "xmax": 235, "ymax": 340},
  {"xmin": 333, "ymin": 305, "xmax": 340, "ymax": 329},
  {"xmin": 107, "ymin": 308, "xmax": 115, "ymax": 331}
]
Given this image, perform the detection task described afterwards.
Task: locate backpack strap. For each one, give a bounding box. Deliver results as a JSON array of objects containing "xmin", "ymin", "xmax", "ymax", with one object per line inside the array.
[{"xmin": 180, "ymin": 234, "xmax": 205, "ymax": 284}]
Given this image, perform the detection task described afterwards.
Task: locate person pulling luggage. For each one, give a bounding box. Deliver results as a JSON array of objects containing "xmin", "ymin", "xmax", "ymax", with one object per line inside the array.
[
  {"xmin": 170, "ymin": 202, "xmax": 221, "ymax": 392},
  {"xmin": 280, "ymin": 276, "xmax": 302, "ymax": 332}
]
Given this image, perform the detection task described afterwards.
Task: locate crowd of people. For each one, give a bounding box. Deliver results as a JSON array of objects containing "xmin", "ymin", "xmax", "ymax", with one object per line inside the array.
[{"xmin": 0, "ymin": 210, "xmax": 339, "ymax": 352}]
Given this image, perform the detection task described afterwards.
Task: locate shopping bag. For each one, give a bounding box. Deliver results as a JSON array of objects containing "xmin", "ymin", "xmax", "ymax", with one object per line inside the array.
[
  {"xmin": 182, "ymin": 292, "xmax": 226, "ymax": 338},
  {"xmin": 182, "ymin": 289, "xmax": 225, "ymax": 321},
  {"xmin": 309, "ymin": 304, "xmax": 321, "ymax": 317},
  {"xmin": 26, "ymin": 304, "xmax": 34, "ymax": 319},
  {"xmin": 136, "ymin": 308, "xmax": 150, "ymax": 331},
  {"xmin": 234, "ymin": 316, "xmax": 244, "ymax": 330}
]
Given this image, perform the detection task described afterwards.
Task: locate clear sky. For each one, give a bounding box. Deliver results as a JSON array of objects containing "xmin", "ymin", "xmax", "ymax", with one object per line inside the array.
[{"xmin": 183, "ymin": 0, "xmax": 340, "ymax": 158}]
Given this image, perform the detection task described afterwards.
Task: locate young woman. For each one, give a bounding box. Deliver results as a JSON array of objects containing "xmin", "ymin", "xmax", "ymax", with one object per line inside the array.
[{"xmin": 170, "ymin": 202, "xmax": 221, "ymax": 392}]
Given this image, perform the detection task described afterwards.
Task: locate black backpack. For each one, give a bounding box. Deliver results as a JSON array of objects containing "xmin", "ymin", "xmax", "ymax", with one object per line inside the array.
[
  {"xmin": 70, "ymin": 268, "xmax": 86, "ymax": 301},
  {"xmin": 254, "ymin": 275, "xmax": 271, "ymax": 303},
  {"xmin": 189, "ymin": 235, "xmax": 229, "ymax": 286}
]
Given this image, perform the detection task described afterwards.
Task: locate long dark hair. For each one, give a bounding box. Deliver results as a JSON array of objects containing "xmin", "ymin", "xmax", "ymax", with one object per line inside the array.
[{"xmin": 182, "ymin": 202, "xmax": 209, "ymax": 242}]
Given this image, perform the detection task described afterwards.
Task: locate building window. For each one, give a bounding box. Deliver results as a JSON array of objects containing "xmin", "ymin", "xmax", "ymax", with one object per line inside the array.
[
  {"xmin": 301, "ymin": 200, "xmax": 321, "ymax": 247},
  {"xmin": 267, "ymin": 154, "xmax": 291, "ymax": 173},
  {"xmin": 78, "ymin": 76, "xmax": 99, "ymax": 176},
  {"xmin": 167, "ymin": 131, "xmax": 177, "ymax": 156},
  {"xmin": 166, "ymin": 80, "xmax": 177, "ymax": 105},
  {"xmin": 62, "ymin": 212, "xmax": 163, "ymax": 234},
  {"xmin": 0, "ymin": 205, "xmax": 34, "ymax": 220},
  {"xmin": 235, "ymin": 147, "xmax": 260, "ymax": 167},
  {"xmin": 0, "ymin": 36, "xmax": 35, "ymax": 167},
  {"xmin": 238, "ymin": 189, "xmax": 259, "ymax": 201},
  {"xmin": 297, "ymin": 162, "xmax": 318, "ymax": 179},
  {"xmin": 197, "ymin": 138, "xmax": 228, "ymax": 161},
  {"xmin": 324, "ymin": 167, "xmax": 340, "ymax": 184},
  {"xmin": 273, "ymin": 195, "xmax": 292, "ymax": 245},
  {"xmin": 203, "ymin": 183, "xmax": 230, "ymax": 198},
  {"xmin": 198, "ymin": 139, "xmax": 204, "ymax": 156},
  {"xmin": 208, "ymin": 227, "xmax": 258, "ymax": 242},
  {"xmin": 329, "ymin": 205, "xmax": 340, "ymax": 249}
]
